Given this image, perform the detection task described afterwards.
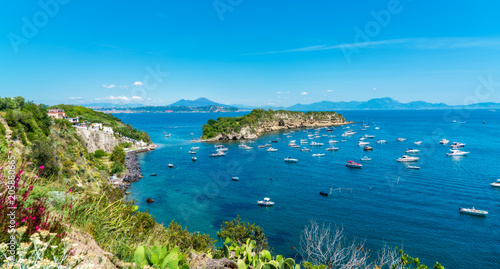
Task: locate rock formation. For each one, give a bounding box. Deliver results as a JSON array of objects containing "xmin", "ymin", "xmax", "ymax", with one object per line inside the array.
[
  {"xmin": 76, "ymin": 128, "xmax": 119, "ymax": 153},
  {"xmin": 123, "ymin": 152, "xmax": 143, "ymax": 183}
]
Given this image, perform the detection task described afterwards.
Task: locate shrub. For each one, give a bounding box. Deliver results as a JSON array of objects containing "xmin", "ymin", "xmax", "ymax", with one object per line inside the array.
[
  {"xmin": 217, "ymin": 216, "xmax": 268, "ymax": 252},
  {"xmin": 93, "ymin": 149, "xmax": 107, "ymax": 159},
  {"xmin": 110, "ymin": 146, "xmax": 125, "ymax": 165},
  {"xmin": 29, "ymin": 139, "xmax": 60, "ymax": 177},
  {"xmin": 110, "ymin": 162, "xmax": 124, "ymax": 175}
]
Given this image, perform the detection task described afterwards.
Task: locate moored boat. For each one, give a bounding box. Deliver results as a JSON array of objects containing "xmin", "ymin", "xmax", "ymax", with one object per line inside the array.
[
  {"xmin": 459, "ymin": 207, "xmax": 488, "ymax": 216},
  {"xmin": 284, "ymin": 157, "xmax": 298, "ymax": 163},
  {"xmin": 360, "ymin": 156, "xmax": 371, "ymax": 161},
  {"xmin": 405, "ymin": 148, "xmax": 420, "ymax": 153},
  {"xmin": 346, "ymin": 160, "xmax": 362, "ymax": 168},
  {"xmin": 396, "ymin": 137, "xmax": 406, "ymax": 142},
  {"xmin": 363, "ymin": 146, "xmax": 373, "ymax": 151},
  {"xmin": 407, "ymin": 165, "xmax": 420, "ymax": 170},
  {"xmin": 312, "ymin": 153, "xmax": 325, "ymax": 157},
  {"xmin": 232, "ymin": 177, "xmax": 239, "ymax": 181},
  {"xmin": 397, "ymin": 155, "xmax": 419, "ymax": 162},
  {"xmin": 446, "ymin": 149, "xmax": 469, "ymax": 156},
  {"xmin": 490, "ymin": 179, "xmax": 500, "ymax": 187},
  {"xmin": 257, "ymin": 197, "xmax": 274, "ymax": 206},
  {"xmin": 267, "ymin": 147, "xmax": 278, "ymax": 152},
  {"xmin": 325, "ymin": 147, "xmax": 338, "ymax": 151}
]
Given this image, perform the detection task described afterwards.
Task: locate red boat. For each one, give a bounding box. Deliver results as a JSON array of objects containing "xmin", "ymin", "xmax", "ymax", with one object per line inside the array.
[{"xmin": 345, "ymin": 160, "xmax": 363, "ymax": 168}]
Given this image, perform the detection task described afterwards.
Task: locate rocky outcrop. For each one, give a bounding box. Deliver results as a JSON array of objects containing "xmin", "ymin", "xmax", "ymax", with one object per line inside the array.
[
  {"xmin": 76, "ymin": 128, "xmax": 119, "ymax": 153},
  {"xmin": 123, "ymin": 152, "xmax": 143, "ymax": 183},
  {"xmin": 204, "ymin": 111, "xmax": 351, "ymax": 141}
]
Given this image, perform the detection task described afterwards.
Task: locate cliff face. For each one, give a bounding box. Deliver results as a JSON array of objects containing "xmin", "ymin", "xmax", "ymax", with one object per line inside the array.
[
  {"xmin": 76, "ymin": 128, "xmax": 119, "ymax": 153},
  {"xmin": 205, "ymin": 111, "xmax": 350, "ymax": 141}
]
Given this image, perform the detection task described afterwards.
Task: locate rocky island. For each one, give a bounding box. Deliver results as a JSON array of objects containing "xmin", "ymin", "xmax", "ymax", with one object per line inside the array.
[{"xmin": 201, "ymin": 109, "xmax": 351, "ymax": 141}]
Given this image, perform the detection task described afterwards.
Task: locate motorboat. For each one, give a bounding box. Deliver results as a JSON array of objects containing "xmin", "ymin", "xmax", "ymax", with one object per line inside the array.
[
  {"xmin": 364, "ymin": 134, "xmax": 375, "ymax": 139},
  {"xmin": 312, "ymin": 153, "xmax": 325, "ymax": 157},
  {"xmin": 325, "ymin": 147, "xmax": 338, "ymax": 151},
  {"xmin": 168, "ymin": 164, "xmax": 174, "ymax": 168},
  {"xmin": 342, "ymin": 131, "xmax": 356, "ymax": 137},
  {"xmin": 151, "ymin": 173, "xmax": 157, "ymax": 176},
  {"xmin": 291, "ymin": 144, "xmax": 301, "ymax": 148},
  {"xmin": 450, "ymin": 142, "xmax": 466, "ymax": 148},
  {"xmin": 319, "ymin": 191, "xmax": 329, "ymax": 196},
  {"xmin": 396, "ymin": 137, "xmax": 406, "ymax": 142},
  {"xmin": 209, "ymin": 151, "xmax": 226, "ymax": 157},
  {"xmin": 405, "ymin": 148, "xmax": 420, "ymax": 153},
  {"xmin": 284, "ymin": 157, "xmax": 298, "ymax": 163},
  {"xmin": 459, "ymin": 207, "xmax": 488, "ymax": 216},
  {"xmin": 360, "ymin": 156, "xmax": 372, "ymax": 161},
  {"xmin": 191, "ymin": 146, "xmax": 200, "ymax": 150},
  {"xmin": 216, "ymin": 147, "xmax": 228, "ymax": 152},
  {"xmin": 358, "ymin": 141, "xmax": 369, "ymax": 146},
  {"xmin": 301, "ymin": 148, "xmax": 310, "ymax": 152},
  {"xmin": 447, "ymin": 149, "xmax": 469, "ymax": 156},
  {"xmin": 188, "ymin": 151, "xmax": 197, "ymax": 154},
  {"xmin": 232, "ymin": 177, "xmax": 239, "ymax": 181},
  {"xmin": 407, "ymin": 165, "xmax": 420, "ymax": 170},
  {"xmin": 440, "ymin": 139, "xmax": 449, "ymax": 144},
  {"xmin": 346, "ymin": 160, "xmax": 363, "ymax": 168},
  {"xmin": 258, "ymin": 145, "xmax": 266, "ymax": 148},
  {"xmin": 241, "ymin": 145, "xmax": 253, "ymax": 150},
  {"xmin": 490, "ymin": 179, "xmax": 500, "ymax": 188},
  {"xmin": 264, "ymin": 144, "xmax": 272, "ymax": 147},
  {"xmin": 192, "ymin": 156, "xmax": 197, "ymax": 161},
  {"xmin": 310, "ymin": 141, "xmax": 324, "ymax": 146},
  {"xmin": 375, "ymin": 127, "xmax": 380, "ymax": 130},
  {"xmin": 397, "ymin": 155, "xmax": 419, "ymax": 162},
  {"xmin": 376, "ymin": 140, "xmax": 387, "ymax": 144},
  {"xmin": 164, "ymin": 134, "xmax": 171, "ymax": 137},
  {"xmin": 359, "ymin": 137, "xmax": 366, "ymax": 141},
  {"xmin": 267, "ymin": 147, "xmax": 278, "ymax": 152},
  {"xmin": 257, "ymin": 197, "xmax": 274, "ymax": 206},
  {"xmin": 414, "ymin": 141, "xmax": 422, "ymax": 145},
  {"xmin": 328, "ymin": 140, "xmax": 338, "ymax": 144},
  {"xmin": 300, "ymin": 139, "xmax": 308, "ymax": 144},
  {"xmin": 214, "ymin": 144, "xmax": 224, "ymax": 148},
  {"xmin": 364, "ymin": 146, "xmax": 373, "ymax": 151}
]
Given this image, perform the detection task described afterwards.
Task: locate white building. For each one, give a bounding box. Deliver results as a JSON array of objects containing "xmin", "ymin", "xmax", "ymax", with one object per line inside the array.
[{"xmin": 102, "ymin": 126, "xmax": 114, "ymax": 134}]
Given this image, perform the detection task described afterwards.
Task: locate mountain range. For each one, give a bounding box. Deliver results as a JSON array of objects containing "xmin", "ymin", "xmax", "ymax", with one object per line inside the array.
[{"xmin": 85, "ymin": 97, "xmax": 500, "ymax": 111}]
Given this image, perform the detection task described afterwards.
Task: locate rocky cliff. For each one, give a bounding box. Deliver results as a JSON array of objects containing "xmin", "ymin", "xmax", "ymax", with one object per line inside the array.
[
  {"xmin": 76, "ymin": 128, "xmax": 119, "ymax": 153},
  {"xmin": 202, "ymin": 109, "xmax": 351, "ymax": 141}
]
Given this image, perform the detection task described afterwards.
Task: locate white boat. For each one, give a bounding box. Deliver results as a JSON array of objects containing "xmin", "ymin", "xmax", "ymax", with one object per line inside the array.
[
  {"xmin": 188, "ymin": 151, "xmax": 197, "ymax": 154},
  {"xmin": 440, "ymin": 139, "xmax": 449, "ymax": 144},
  {"xmin": 209, "ymin": 151, "xmax": 226, "ymax": 157},
  {"xmin": 447, "ymin": 149, "xmax": 469, "ymax": 156},
  {"xmin": 264, "ymin": 144, "xmax": 272, "ymax": 147},
  {"xmin": 396, "ymin": 137, "xmax": 406, "ymax": 142},
  {"xmin": 301, "ymin": 148, "xmax": 310, "ymax": 152},
  {"xmin": 414, "ymin": 141, "xmax": 422, "ymax": 145},
  {"xmin": 360, "ymin": 156, "xmax": 372, "ymax": 161},
  {"xmin": 289, "ymin": 140, "xmax": 296, "ymax": 144},
  {"xmin": 359, "ymin": 137, "xmax": 366, "ymax": 141},
  {"xmin": 407, "ymin": 165, "xmax": 420, "ymax": 170},
  {"xmin": 191, "ymin": 146, "xmax": 200, "ymax": 150},
  {"xmin": 358, "ymin": 141, "xmax": 370, "ymax": 146},
  {"xmin": 364, "ymin": 134, "xmax": 375, "ymax": 139},
  {"xmin": 232, "ymin": 177, "xmax": 239, "ymax": 181},
  {"xmin": 312, "ymin": 153, "xmax": 325, "ymax": 157},
  {"xmin": 310, "ymin": 141, "xmax": 324, "ymax": 146},
  {"xmin": 376, "ymin": 140, "xmax": 387, "ymax": 144},
  {"xmin": 214, "ymin": 144, "xmax": 224, "ymax": 148},
  {"xmin": 405, "ymin": 148, "xmax": 420, "ymax": 153},
  {"xmin": 284, "ymin": 157, "xmax": 298, "ymax": 163},
  {"xmin": 325, "ymin": 147, "xmax": 338, "ymax": 151},
  {"xmin": 300, "ymin": 139, "xmax": 308, "ymax": 144},
  {"xmin": 241, "ymin": 145, "xmax": 253, "ymax": 150},
  {"xmin": 397, "ymin": 155, "xmax": 419, "ymax": 162},
  {"xmin": 258, "ymin": 145, "xmax": 266, "ymax": 148},
  {"xmin": 459, "ymin": 207, "xmax": 488, "ymax": 216},
  {"xmin": 342, "ymin": 131, "xmax": 356, "ymax": 137},
  {"xmin": 490, "ymin": 179, "xmax": 500, "ymax": 188},
  {"xmin": 375, "ymin": 127, "xmax": 380, "ymax": 130},
  {"xmin": 267, "ymin": 147, "xmax": 278, "ymax": 152},
  {"xmin": 168, "ymin": 164, "xmax": 174, "ymax": 168},
  {"xmin": 257, "ymin": 197, "xmax": 274, "ymax": 206},
  {"xmin": 345, "ymin": 160, "xmax": 362, "ymax": 168},
  {"xmin": 328, "ymin": 140, "xmax": 337, "ymax": 144},
  {"xmin": 450, "ymin": 142, "xmax": 466, "ymax": 148},
  {"xmin": 217, "ymin": 148, "xmax": 228, "ymax": 152},
  {"xmin": 192, "ymin": 156, "xmax": 197, "ymax": 161}
]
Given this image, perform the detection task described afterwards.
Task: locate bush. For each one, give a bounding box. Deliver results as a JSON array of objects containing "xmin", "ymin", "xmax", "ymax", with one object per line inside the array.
[
  {"xmin": 29, "ymin": 139, "xmax": 60, "ymax": 177},
  {"xmin": 217, "ymin": 216, "xmax": 268, "ymax": 252},
  {"xmin": 110, "ymin": 162, "xmax": 124, "ymax": 175},
  {"xmin": 110, "ymin": 146, "xmax": 125, "ymax": 164},
  {"xmin": 93, "ymin": 149, "xmax": 107, "ymax": 159},
  {"xmin": 119, "ymin": 142, "xmax": 132, "ymax": 148}
]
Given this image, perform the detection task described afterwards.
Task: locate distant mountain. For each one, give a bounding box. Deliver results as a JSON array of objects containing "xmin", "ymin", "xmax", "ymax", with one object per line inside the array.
[
  {"xmin": 282, "ymin": 97, "xmax": 500, "ymax": 111},
  {"xmin": 169, "ymin": 98, "xmax": 224, "ymax": 107}
]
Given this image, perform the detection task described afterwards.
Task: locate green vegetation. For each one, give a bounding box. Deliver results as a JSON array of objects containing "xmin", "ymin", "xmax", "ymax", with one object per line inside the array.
[
  {"xmin": 202, "ymin": 109, "xmax": 345, "ymax": 139},
  {"xmin": 133, "ymin": 246, "xmax": 188, "ymax": 269},
  {"xmin": 49, "ymin": 104, "xmax": 152, "ymax": 143},
  {"xmin": 217, "ymin": 216, "xmax": 268, "ymax": 252}
]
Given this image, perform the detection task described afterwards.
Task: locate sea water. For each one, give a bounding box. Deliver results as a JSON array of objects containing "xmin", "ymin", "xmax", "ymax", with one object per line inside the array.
[{"xmin": 117, "ymin": 110, "xmax": 500, "ymax": 269}]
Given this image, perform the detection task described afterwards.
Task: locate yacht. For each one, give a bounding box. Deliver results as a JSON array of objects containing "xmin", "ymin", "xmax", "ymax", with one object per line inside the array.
[
  {"xmin": 376, "ymin": 140, "xmax": 387, "ymax": 144},
  {"xmin": 209, "ymin": 151, "xmax": 226, "ymax": 157},
  {"xmin": 190, "ymin": 146, "xmax": 200, "ymax": 150},
  {"xmin": 459, "ymin": 207, "xmax": 488, "ymax": 216},
  {"xmin": 188, "ymin": 151, "xmax": 197, "ymax": 154},
  {"xmin": 358, "ymin": 141, "xmax": 370, "ymax": 146},
  {"xmin": 241, "ymin": 145, "xmax": 253, "ymax": 150},
  {"xmin": 490, "ymin": 179, "xmax": 500, "ymax": 188},
  {"xmin": 257, "ymin": 197, "xmax": 274, "ymax": 206},
  {"xmin": 345, "ymin": 160, "xmax": 363, "ymax": 168},
  {"xmin": 364, "ymin": 134, "xmax": 375, "ymax": 139},
  {"xmin": 407, "ymin": 165, "xmax": 420, "ymax": 170},
  {"xmin": 192, "ymin": 156, "xmax": 197, "ymax": 161},
  {"xmin": 168, "ymin": 164, "xmax": 174, "ymax": 168},
  {"xmin": 310, "ymin": 141, "xmax": 324, "ymax": 146},
  {"xmin": 414, "ymin": 141, "xmax": 422, "ymax": 145},
  {"xmin": 405, "ymin": 148, "xmax": 420, "ymax": 153},
  {"xmin": 232, "ymin": 177, "xmax": 239, "ymax": 181},
  {"xmin": 440, "ymin": 139, "xmax": 449, "ymax": 144},
  {"xmin": 397, "ymin": 155, "xmax": 419, "ymax": 162},
  {"xmin": 396, "ymin": 137, "xmax": 406, "ymax": 142},
  {"xmin": 364, "ymin": 146, "xmax": 373, "ymax": 151},
  {"xmin": 375, "ymin": 127, "xmax": 380, "ymax": 130},
  {"xmin": 267, "ymin": 147, "xmax": 278, "ymax": 152},
  {"xmin": 312, "ymin": 153, "xmax": 325, "ymax": 157},
  {"xmin": 301, "ymin": 148, "xmax": 310, "ymax": 152},
  {"xmin": 217, "ymin": 147, "xmax": 228, "ymax": 152},
  {"xmin": 342, "ymin": 131, "xmax": 356, "ymax": 137},
  {"xmin": 214, "ymin": 144, "xmax": 224, "ymax": 148},
  {"xmin": 300, "ymin": 139, "xmax": 308, "ymax": 144},
  {"xmin": 360, "ymin": 156, "xmax": 372, "ymax": 161},
  {"xmin": 265, "ymin": 144, "xmax": 272, "ymax": 147},
  {"xmin": 284, "ymin": 157, "xmax": 298, "ymax": 163},
  {"xmin": 325, "ymin": 147, "xmax": 338, "ymax": 151},
  {"xmin": 328, "ymin": 140, "xmax": 338, "ymax": 144},
  {"xmin": 447, "ymin": 149, "xmax": 469, "ymax": 156},
  {"xmin": 258, "ymin": 145, "xmax": 266, "ymax": 148},
  {"xmin": 450, "ymin": 142, "xmax": 466, "ymax": 148}
]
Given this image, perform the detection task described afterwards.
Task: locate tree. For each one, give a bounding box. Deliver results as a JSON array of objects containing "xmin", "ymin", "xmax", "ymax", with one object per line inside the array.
[
  {"xmin": 217, "ymin": 216, "xmax": 268, "ymax": 252},
  {"xmin": 93, "ymin": 149, "xmax": 107, "ymax": 159},
  {"xmin": 110, "ymin": 146, "xmax": 126, "ymax": 164},
  {"xmin": 29, "ymin": 139, "xmax": 59, "ymax": 177}
]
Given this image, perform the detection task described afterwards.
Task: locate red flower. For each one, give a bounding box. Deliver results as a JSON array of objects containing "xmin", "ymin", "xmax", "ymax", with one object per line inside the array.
[
  {"xmin": 69, "ymin": 189, "xmax": 73, "ymax": 193},
  {"xmin": 39, "ymin": 166, "xmax": 44, "ymax": 170}
]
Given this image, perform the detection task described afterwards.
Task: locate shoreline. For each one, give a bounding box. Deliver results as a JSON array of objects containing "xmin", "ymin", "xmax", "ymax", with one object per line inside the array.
[{"xmin": 110, "ymin": 145, "xmax": 157, "ymax": 191}]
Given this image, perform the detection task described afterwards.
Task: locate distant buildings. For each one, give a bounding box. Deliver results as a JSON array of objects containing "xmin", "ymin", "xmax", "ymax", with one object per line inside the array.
[{"xmin": 47, "ymin": 109, "xmax": 66, "ymax": 119}]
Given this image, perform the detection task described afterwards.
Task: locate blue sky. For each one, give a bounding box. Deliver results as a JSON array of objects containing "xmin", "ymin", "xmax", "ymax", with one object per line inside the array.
[{"xmin": 1, "ymin": 0, "xmax": 500, "ymax": 107}]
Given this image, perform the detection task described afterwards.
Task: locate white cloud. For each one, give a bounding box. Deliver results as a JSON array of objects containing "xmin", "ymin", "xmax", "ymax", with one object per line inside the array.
[
  {"xmin": 300, "ymin": 92, "xmax": 308, "ymax": 95},
  {"xmin": 102, "ymin": 84, "xmax": 116, "ymax": 89},
  {"xmin": 95, "ymin": 96, "xmax": 143, "ymax": 101},
  {"xmin": 276, "ymin": 91, "xmax": 283, "ymax": 94},
  {"xmin": 326, "ymin": 90, "xmax": 334, "ymax": 92},
  {"xmin": 69, "ymin": 97, "xmax": 82, "ymax": 100},
  {"xmin": 134, "ymin": 81, "xmax": 143, "ymax": 86}
]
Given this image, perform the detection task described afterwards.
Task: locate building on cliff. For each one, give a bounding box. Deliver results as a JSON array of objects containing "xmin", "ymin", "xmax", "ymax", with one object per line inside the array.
[{"xmin": 47, "ymin": 109, "xmax": 66, "ymax": 119}]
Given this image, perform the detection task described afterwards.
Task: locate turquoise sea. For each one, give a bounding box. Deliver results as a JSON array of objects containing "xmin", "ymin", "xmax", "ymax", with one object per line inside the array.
[{"xmin": 116, "ymin": 110, "xmax": 500, "ymax": 269}]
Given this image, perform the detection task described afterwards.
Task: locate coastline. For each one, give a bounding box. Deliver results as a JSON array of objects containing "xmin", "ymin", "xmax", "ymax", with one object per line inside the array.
[{"xmin": 110, "ymin": 145, "xmax": 157, "ymax": 191}]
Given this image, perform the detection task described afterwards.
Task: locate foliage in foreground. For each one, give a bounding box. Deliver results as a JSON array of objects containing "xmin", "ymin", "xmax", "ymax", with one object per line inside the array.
[{"xmin": 217, "ymin": 215, "xmax": 268, "ymax": 252}]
